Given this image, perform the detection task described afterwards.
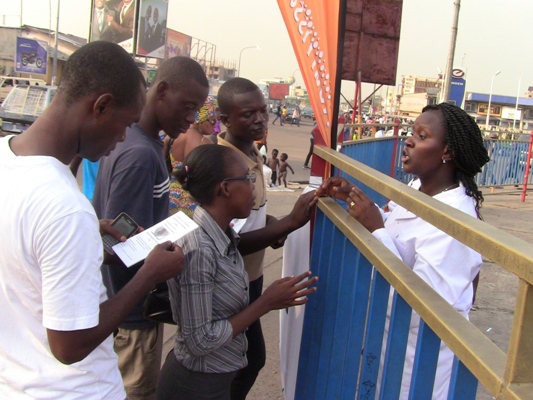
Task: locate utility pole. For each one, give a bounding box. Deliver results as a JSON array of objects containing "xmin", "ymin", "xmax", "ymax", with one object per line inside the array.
[
  {"xmin": 52, "ymin": 0, "xmax": 60, "ymax": 85},
  {"xmin": 441, "ymin": 0, "xmax": 461, "ymax": 103}
]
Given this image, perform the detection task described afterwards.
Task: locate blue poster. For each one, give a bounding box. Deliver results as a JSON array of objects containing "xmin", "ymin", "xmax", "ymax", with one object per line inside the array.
[{"xmin": 15, "ymin": 37, "xmax": 48, "ymax": 75}]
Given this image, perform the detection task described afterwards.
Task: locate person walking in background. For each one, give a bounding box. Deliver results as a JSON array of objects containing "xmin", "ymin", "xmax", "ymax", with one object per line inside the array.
[
  {"xmin": 272, "ymin": 103, "xmax": 283, "ymax": 126},
  {"xmin": 92, "ymin": 56, "xmax": 209, "ymax": 400},
  {"xmin": 290, "ymin": 107, "xmax": 300, "ymax": 127},
  {"xmin": 267, "ymin": 148, "xmax": 280, "ymax": 187},
  {"xmin": 0, "ymin": 41, "xmax": 183, "ymax": 400},
  {"xmin": 216, "ymin": 77, "xmax": 318, "ymax": 399},
  {"xmin": 317, "ymin": 102, "xmax": 490, "ymax": 399},
  {"xmin": 281, "ymin": 105, "xmax": 287, "ymax": 122},
  {"xmin": 157, "ymin": 145, "xmax": 317, "ymax": 400},
  {"xmin": 278, "ymin": 152, "xmax": 294, "ymax": 188},
  {"xmin": 303, "ymin": 125, "xmax": 317, "ymax": 169}
]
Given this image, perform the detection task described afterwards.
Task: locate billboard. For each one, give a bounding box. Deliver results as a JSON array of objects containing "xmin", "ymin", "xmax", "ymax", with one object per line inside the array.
[
  {"xmin": 342, "ymin": 0, "xmax": 403, "ymax": 86},
  {"xmin": 165, "ymin": 29, "xmax": 192, "ymax": 59},
  {"xmin": 89, "ymin": 0, "xmax": 138, "ymax": 54},
  {"xmin": 15, "ymin": 37, "xmax": 48, "ymax": 75},
  {"xmin": 501, "ymin": 106, "xmax": 521, "ymax": 120},
  {"xmin": 136, "ymin": 0, "xmax": 169, "ymax": 58},
  {"xmin": 268, "ymin": 83, "xmax": 290, "ymax": 100}
]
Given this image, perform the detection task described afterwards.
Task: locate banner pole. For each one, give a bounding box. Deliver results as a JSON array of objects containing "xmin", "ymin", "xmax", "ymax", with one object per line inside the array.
[{"xmin": 330, "ymin": 0, "xmax": 347, "ymax": 176}]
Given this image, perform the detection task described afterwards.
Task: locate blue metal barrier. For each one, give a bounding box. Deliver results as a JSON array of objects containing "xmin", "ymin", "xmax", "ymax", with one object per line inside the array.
[
  {"xmin": 295, "ymin": 206, "xmax": 478, "ymax": 399},
  {"xmin": 341, "ymin": 137, "xmax": 533, "ymax": 188},
  {"xmin": 294, "ymin": 144, "xmax": 533, "ymax": 400}
]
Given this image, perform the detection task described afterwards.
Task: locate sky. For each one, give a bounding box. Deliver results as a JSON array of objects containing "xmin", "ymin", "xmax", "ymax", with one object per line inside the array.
[{"xmin": 2, "ymin": 0, "xmax": 532, "ymax": 103}]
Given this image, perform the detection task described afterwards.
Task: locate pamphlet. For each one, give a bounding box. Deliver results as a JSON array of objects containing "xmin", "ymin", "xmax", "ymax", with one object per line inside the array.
[{"xmin": 113, "ymin": 211, "xmax": 199, "ymax": 268}]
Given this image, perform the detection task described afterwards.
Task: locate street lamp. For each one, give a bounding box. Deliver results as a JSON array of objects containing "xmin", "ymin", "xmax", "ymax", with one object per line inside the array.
[
  {"xmin": 292, "ymin": 68, "xmax": 300, "ymax": 80},
  {"xmin": 237, "ymin": 45, "xmax": 259, "ymax": 77},
  {"xmin": 485, "ymin": 70, "xmax": 501, "ymax": 131}
]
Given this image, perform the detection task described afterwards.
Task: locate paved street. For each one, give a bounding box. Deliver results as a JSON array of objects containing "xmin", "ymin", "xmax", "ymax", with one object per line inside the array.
[{"xmin": 162, "ymin": 119, "xmax": 533, "ymax": 400}]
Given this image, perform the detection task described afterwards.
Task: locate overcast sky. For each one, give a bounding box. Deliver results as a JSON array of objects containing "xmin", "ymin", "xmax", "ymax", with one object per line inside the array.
[{"xmin": 2, "ymin": 0, "xmax": 532, "ymax": 102}]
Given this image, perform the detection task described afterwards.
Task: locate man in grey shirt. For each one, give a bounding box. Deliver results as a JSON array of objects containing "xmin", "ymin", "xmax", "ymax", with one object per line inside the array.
[{"xmin": 92, "ymin": 56, "xmax": 209, "ymax": 400}]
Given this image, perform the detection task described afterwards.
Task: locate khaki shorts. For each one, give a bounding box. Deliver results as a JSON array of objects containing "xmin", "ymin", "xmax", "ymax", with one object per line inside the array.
[{"xmin": 114, "ymin": 324, "xmax": 163, "ymax": 400}]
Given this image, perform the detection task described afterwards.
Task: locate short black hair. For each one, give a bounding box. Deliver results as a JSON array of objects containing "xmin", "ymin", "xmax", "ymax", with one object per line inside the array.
[
  {"xmin": 422, "ymin": 102, "xmax": 490, "ymax": 217},
  {"xmin": 174, "ymin": 145, "xmax": 236, "ymax": 206},
  {"xmin": 153, "ymin": 56, "xmax": 208, "ymax": 89},
  {"xmin": 218, "ymin": 77, "xmax": 260, "ymax": 115},
  {"xmin": 58, "ymin": 41, "xmax": 145, "ymax": 107}
]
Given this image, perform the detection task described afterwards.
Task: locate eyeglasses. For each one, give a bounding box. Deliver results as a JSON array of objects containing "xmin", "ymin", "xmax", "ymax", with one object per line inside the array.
[{"xmin": 223, "ymin": 173, "xmax": 256, "ymax": 183}]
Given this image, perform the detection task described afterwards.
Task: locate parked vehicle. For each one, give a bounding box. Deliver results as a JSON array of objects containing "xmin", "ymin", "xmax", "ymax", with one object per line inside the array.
[
  {"xmin": 0, "ymin": 84, "xmax": 56, "ymax": 134},
  {"xmin": 302, "ymin": 107, "xmax": 315, "ymax": 120},
  {"xmin": 0, "ymin": 76, "xmax": 47, "ymax": 104}
]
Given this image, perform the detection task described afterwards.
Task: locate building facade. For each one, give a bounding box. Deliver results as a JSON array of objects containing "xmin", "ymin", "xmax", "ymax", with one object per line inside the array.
[
  {"xmin": 464, "ymin": 92, "xmax": 533, "ymax": 131},
  {"xmin": 0, "ymin": 25, "xmax": 86, "ymax": 85}
]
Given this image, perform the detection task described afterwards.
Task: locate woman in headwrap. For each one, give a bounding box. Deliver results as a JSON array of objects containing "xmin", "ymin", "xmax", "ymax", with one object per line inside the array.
[{"xmin": 166, "ymin": 100, "xmax": 216, "ymax": 217}]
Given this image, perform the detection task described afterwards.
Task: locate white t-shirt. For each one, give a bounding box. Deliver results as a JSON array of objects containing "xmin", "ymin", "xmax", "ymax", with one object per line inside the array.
[
  {"xmin": 0, "ymin": 136, "xmax": 124, "ymax": 400},
  {"xmin": 262, "ymin": 164, "xmax": 273, "ymax": 188}
]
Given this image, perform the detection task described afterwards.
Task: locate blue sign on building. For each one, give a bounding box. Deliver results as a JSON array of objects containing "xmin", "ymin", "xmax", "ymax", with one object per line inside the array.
[
  {"xmin": 15, "ymin": 37, "xmax": 48, "ymax": 75},
  {"xmin": 449, "ymin": 68, "xmax": 466, "ymax": 108}
]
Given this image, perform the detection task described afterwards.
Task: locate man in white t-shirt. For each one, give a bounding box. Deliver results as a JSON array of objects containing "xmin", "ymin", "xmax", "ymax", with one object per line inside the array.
[{"xmin": 0, "ymin": 41, "xmax": 184, "ymax": 399}]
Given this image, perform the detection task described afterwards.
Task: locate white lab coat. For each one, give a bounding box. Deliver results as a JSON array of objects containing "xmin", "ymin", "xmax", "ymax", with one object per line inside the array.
[
  {"xmin": 279, "ymin": 185, "xmax": 317, "ymax": 400},
  {"xmin": 374, "ymin": 179, "xmax": 482, "ymax": 399}
]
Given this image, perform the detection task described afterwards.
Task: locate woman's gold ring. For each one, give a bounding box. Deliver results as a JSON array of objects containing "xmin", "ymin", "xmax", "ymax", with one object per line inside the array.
[{"xmin": 349, "ymin": 201, "xmax": 356, "ymax": 208}]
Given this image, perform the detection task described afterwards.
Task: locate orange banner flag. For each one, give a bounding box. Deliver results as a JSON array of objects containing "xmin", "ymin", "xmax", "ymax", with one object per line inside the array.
[{"xmin": 277, "ymin": 0, "xmax": 340, "ymax": 147}]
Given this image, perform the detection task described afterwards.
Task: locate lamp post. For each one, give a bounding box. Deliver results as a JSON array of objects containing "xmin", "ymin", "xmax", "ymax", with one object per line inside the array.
[
  {"xmin": 292, "ymin": 68, "xmax": 300, "ymax": 80},
  {"xmin": 237, "ymin": 45, "xmax": 259, "ymax": 77},
  {"xmin": 485, "ymin": 70, "xmax": 501, "ymax": 131},
  {"xmin": 513, "ymin": 77, "xmax": 521, "ymax": 130}
]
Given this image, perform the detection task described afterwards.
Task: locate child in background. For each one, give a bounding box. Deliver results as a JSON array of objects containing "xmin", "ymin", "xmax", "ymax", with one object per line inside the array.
[
  {"xmin": 278, "ymin": 153, "xmax": 294, "ymax": 188},
  {"xmin": 267, "ymin": 149, "xmax": 280, "ymax": 186}
]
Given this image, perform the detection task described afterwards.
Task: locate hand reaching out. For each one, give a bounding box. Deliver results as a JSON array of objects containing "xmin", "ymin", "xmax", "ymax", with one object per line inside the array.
[
  {"xmin": 345, "ymin": 186, "xmax": 384, "ymax": 233},
  {"xmin": 315, "ymin": 176, "xmax": 352, "ymax": 201},
  {"xmin": 287, "ymin": 190, "xmax": 318, "ymax": 229},
  {"xmin": 261, "ymin": 271, "xmax": 318, "ymax": 310},
  {"xmin": 315, "ymin": 177, "xmax": 384, "ymax": 233}
]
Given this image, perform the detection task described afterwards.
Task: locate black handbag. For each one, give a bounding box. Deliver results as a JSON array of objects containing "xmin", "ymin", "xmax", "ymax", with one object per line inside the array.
[{"xmin": 142, "ymin": 283, "xmax": 176, "ymax": 325}]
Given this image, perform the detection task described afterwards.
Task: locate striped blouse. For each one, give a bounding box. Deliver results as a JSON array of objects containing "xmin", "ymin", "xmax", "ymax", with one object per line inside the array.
[{"xmin": 169, "ymin": 206, "xmax": 250, "ymax": 373}]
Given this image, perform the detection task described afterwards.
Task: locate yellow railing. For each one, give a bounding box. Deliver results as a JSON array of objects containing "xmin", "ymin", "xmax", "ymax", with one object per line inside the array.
[{"xmin": 314, "ymin": 144, "xmax": 533, "ymax": 399}]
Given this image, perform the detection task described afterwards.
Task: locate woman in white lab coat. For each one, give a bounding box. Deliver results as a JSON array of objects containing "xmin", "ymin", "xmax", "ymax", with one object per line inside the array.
[{"xmin": 317, "ymin": 102, "xmax": 490, "ymax": 399}]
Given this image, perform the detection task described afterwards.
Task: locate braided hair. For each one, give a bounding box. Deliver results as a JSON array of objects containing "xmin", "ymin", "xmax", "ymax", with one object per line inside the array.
[
  {"xmin": 174, "ymin": 145, "xmax": 236, "ymax": 206},
  {"xmin": 422, "ymin": 102, "xmax": 490, "ymax": 218}
]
